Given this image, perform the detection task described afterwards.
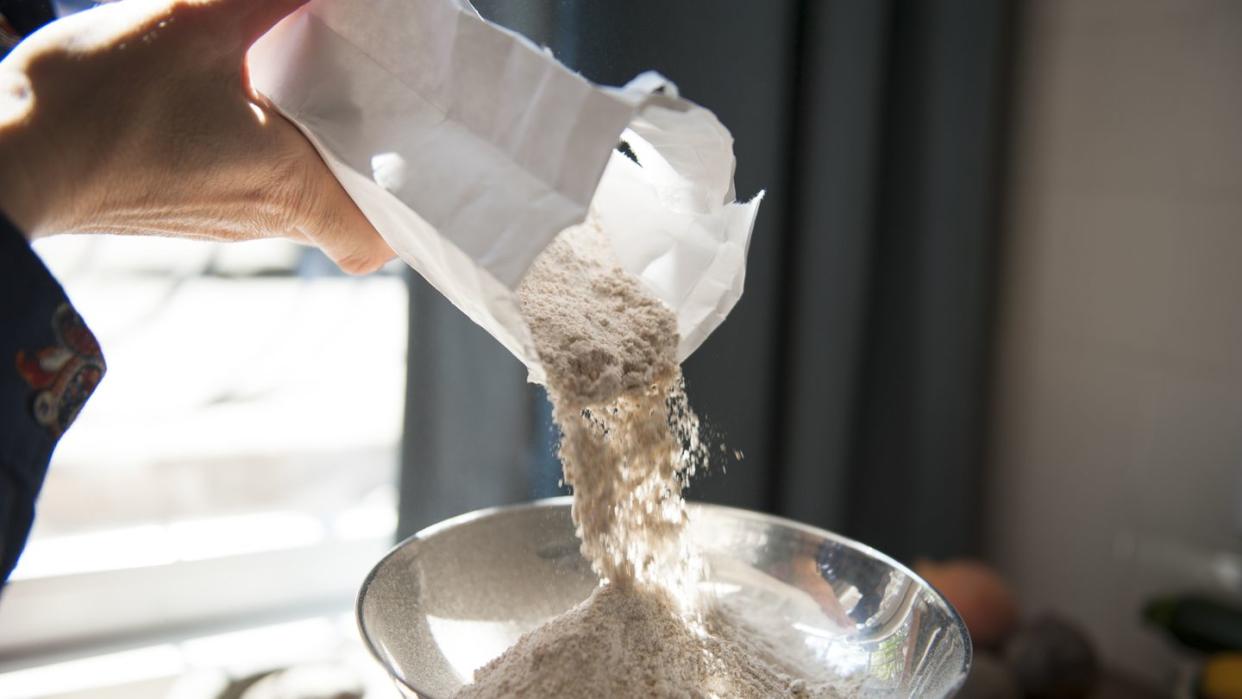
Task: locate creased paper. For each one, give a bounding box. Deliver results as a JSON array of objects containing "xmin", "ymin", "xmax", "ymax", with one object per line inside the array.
[{"xmin": 249, "ymin": 0, "xmax": 762, "ymax": 382}]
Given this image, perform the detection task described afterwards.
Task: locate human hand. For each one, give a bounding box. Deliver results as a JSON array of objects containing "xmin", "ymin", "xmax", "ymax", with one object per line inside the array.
[{"xmin": 0, "ymin": 0, "xmax": 394, "ymax": 274}]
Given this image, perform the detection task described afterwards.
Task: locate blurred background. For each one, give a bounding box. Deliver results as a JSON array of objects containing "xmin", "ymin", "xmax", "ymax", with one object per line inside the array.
[{"xmin": 1, "ymin": 0, "xmax": 1240, "ymax": 697}]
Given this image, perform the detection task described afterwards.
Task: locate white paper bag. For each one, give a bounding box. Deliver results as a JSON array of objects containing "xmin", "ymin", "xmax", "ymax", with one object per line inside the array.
[{"xmin": 249, "ymin": 0, "xmax": 762, "ymax": 383}]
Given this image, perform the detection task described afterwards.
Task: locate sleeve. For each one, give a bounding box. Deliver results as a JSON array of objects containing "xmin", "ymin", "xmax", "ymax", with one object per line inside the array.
[{"xmin": 0, "ymin": 213, "xmax": 105, "ymax": 584}]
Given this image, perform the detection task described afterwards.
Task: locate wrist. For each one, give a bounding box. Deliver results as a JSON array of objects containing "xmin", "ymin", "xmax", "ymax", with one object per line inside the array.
[
  {"xmin": 0, "ymin": 39, "xmax": 92, "ymax": 241},
  {"xmin": 0, "ymin": 66, "xmax": 52, "ymax": 239}
]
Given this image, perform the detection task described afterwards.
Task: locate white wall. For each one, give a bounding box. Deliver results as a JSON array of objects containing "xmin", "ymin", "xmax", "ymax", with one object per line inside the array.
[{"xmin": 988, "ymin": 0, "xmax": 1242, "ymax": 686}]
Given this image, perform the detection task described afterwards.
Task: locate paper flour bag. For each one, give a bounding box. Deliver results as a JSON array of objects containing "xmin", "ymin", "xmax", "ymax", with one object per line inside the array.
[{"xmin": 249, "ymin": 0, "xmax": 762, "ymax": 383}]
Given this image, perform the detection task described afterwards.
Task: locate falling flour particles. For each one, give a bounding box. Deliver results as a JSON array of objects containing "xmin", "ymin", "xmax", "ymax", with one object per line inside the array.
[{"xmin": 454, "ymin": 218, "xmax": 854, "ymax": 698}]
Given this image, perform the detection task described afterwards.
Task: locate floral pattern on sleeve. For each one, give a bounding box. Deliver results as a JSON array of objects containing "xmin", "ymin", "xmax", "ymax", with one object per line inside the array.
[{"xmin": 15, "ymin": 303, "xmax": 106, "ymax": 438}]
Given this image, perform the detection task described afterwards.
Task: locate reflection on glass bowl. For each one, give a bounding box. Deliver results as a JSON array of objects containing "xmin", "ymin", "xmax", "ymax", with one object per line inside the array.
[{"xmin": 357, "ymin": 497, "xmax": 971, "ymax": 698}]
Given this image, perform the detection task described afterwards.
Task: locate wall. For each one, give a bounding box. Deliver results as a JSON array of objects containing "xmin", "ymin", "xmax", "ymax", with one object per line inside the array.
[{"xmin": 988, "ymin": 0, "xmax": 1242, "ymax": 685}]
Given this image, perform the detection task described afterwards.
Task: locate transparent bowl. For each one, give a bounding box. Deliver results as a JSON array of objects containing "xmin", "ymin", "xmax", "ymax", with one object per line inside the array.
[{"xmin": 357, "ymin": 497, "xmax": 971, "ymax": 698}]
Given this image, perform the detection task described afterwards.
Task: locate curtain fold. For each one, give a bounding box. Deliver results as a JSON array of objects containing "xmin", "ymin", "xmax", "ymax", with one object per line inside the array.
[{"xmin": 842, "ymin": 0, "xmax": 1014, "ymax": 561}]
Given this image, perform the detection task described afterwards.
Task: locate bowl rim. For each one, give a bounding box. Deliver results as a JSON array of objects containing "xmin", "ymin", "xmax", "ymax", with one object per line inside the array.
[{"xmin": 356, "ymin": 496, "xmax": 973, "ymax": 698}]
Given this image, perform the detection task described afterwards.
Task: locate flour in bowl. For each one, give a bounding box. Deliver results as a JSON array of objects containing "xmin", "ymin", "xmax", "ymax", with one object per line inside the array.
[{"xmin": 456, "ymin": 582, "xmax": 851, "ymax": 699}]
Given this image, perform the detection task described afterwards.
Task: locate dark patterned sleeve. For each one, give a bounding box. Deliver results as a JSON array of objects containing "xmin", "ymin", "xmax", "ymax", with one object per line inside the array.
[{"xmin": 0, "ymin": 213, "xmax": 105, "ymax": 584}]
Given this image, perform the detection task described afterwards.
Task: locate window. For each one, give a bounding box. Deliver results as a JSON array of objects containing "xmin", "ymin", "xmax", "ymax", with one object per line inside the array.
[{"xmin": 0, "ymin": 234, "xmax": 407, "ymax": 696}]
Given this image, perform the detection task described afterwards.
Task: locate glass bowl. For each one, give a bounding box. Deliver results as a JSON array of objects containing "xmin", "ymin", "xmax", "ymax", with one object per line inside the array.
[{"xmin": 357, "ymin": 497, "xmax": 971, "ymax": 698}]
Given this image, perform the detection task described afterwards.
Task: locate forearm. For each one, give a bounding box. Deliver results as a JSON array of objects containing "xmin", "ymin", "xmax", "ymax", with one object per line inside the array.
[{"xmin": 0, "ymin": 59, "xmax": 48, "ymax": 238}]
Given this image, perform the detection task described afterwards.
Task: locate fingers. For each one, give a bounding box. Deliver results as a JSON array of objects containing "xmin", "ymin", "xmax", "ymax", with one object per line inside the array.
[
  {"xmin": 224, "ymin": 3, "xmax": 390, "ymax": 275},
  {"xmin": 246, "ymin": 93, "xmax": 392, "ymax": 274},
  {"xmin": 304, "ymin": 167, "xmax": 396, "ymax": 275},
  {"xmin": 318, "ymin": 186, "xmax": 396, "ymax": 275},
  {"xmin": 275, "ymin": 115, "xmax": 394, "ymax": 274}
]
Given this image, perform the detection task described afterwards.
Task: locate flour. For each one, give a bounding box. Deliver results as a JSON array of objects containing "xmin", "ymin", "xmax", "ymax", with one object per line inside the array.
[
  {"xmin": 517, "ymin": 219, "xmax": 696, "ymax": 590},
  {"xmin": 454, "ymin": 218, "xmax": 853, "ymax": 698},
  {"xmin": 456, "ymin": 583, "xmax": 851, "ymax": 699},
  {"xmin": 516, "ymin": 221, "xmax": 678, "ymax": 412}
]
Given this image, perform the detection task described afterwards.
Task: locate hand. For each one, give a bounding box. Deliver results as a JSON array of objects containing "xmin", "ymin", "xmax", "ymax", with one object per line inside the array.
[{"xmin": 0, "ymin": 0, "xmax": 394, "ymax": 274}]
